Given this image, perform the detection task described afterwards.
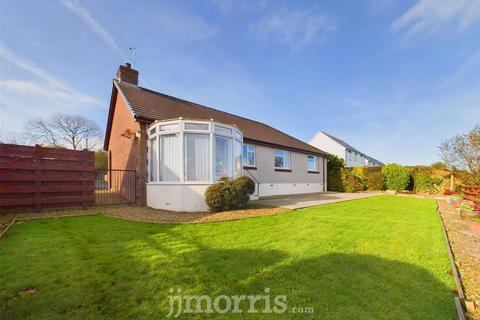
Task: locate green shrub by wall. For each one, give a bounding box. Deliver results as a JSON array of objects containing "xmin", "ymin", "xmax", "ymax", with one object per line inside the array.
[
  {"xmin": 327, "ymin": 155, "xmax": 345, "ymax": 192},
  {"xmin": 366, "ymin": 170, "xmax": 385, "ymax": 190},
  {"xmin": 382, "ymin": 164, "xmax": 410, "ymax": 191},
  {"xmin": 205, "ymin": 176, "xmax": 255, "ymax": 212},
  {"xmin": 413, "ymin": 173, "xmax": 443, "ymax": 194},
  {"xmin": 341, "ymin": 168, "xmax": 366, "ymax": 192}
]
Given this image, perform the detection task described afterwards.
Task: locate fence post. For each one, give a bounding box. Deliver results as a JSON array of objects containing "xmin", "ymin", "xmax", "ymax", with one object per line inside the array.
[
  {"xmin": 34, "ymin": 144, "xmax": 42, "ymax": 211},
  {"xmin": 81, "ymin": 149, "xmax": 88, "ymax": 209}
]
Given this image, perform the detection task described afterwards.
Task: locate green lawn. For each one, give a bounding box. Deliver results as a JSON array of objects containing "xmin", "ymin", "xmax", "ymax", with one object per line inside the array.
[{"xmin": 0, "ymin": 196, "xmax": 455, "ymax": 319}]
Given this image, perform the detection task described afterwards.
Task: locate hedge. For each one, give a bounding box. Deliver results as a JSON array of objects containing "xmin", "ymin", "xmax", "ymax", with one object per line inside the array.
[
  {"xmin": 412, "ymin": 172, "xmax": 443, "ymax": 193},
  {"xmin": 327, "ymin": 155, "xmax": 345, "ymax": 192},
  {"xmin": 382, "ymin": 164, "xmax": 410, "ymax": 192}
]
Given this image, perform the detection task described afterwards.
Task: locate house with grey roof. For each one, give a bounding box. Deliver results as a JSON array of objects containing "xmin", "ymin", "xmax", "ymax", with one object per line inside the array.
[{"xmin": 309, "ymin": 131, "xmax": 384, "ymax": 167}]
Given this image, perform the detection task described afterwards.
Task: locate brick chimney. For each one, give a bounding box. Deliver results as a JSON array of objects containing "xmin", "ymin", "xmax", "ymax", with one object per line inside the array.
[{"xmin": 116, "ymin": 63, "xmax": 138, "ymax": 85}]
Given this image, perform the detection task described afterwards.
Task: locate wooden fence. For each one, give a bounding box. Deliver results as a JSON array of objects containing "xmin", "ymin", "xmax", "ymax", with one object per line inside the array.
[
  {"xmin": 0, "ymin": 144, "xmax": 95, "ymax": 212},
  {"xmin": 461, "ymin": 185, "xmax": 480, "ymax": 208}
]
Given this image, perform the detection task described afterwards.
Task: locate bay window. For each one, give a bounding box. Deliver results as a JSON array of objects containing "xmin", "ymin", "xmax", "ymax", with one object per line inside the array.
[
  {"xmin": 274, "ymin": 150, "xmax": 290, "ymax": 169},
  {"xmin": 215, "ymin": 135, "xmax": 232, "ymax": 180},
  {"xmin": 185, "ymin": 133, "xmax": 210, "ymax": 181},
  {"xmin": 147, "ymin": 119, "xmax": 243, "ymax": 183}
]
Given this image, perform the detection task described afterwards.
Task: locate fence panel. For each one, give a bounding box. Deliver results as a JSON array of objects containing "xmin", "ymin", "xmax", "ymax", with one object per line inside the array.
[
  {"xmin": 95, "ymin": 169, "xmax": 136, "ymax": 205},
  {"xmin": 0, "ymin": 143, "xmax": 95, "ymax": 212}
]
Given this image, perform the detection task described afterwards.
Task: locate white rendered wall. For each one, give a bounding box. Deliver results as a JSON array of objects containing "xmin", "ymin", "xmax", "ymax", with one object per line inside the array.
[
  {"xmin": 309, "ymin": 132, "xmax": 346, "ymax": 160},
  {"xmin": 258, "ymin": 183, "xmax": 324, "ymax": 197},
  {"xmin": 345, "ymin": 151, "xmax": 367, "ymax": 167},
  {"xmin": 147, "ymin": 183, "xmax": 210, "ymax": 212}
]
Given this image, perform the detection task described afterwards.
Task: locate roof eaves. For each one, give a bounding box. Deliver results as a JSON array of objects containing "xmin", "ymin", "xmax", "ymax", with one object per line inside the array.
[{"xmin": 113, "ymin": 80, "xmax": 139, "ymax": 120}]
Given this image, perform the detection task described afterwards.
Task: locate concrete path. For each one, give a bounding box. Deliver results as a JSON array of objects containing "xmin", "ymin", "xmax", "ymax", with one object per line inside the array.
[{"xmin": 254, "ymin": 192, "xmax": 381, "ymax": 209}]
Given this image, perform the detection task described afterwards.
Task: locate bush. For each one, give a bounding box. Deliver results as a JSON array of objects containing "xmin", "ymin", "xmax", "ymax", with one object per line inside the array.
[
  {"xmin": 341, "ymin": 168, "xmax": 366, "ymax": 192},
  {"xmin": 413, "ymin": 173, "xmax": 443, "ymax": 194},
  {"xmin": 382, "ymin": 164, "xmax": 410, "ymax": 192},
  {"xmin": 205, "ymin": 176, "xmax": 255, "ymax": 212},
  {"xmin": 327, "ymin": 155, "xmax": 345, "ymax": 192},
  {"xmin": 366, "ymin": 170, "xmax": 385, "ymax": 190}
]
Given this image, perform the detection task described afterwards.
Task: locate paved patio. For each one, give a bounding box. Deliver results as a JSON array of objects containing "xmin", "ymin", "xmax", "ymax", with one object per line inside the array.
[{"xmin": 254, "ymin": 192, "xmax": 382, "ymax": 209}]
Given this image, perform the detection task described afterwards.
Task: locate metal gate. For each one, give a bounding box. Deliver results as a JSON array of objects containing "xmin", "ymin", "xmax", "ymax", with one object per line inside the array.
[{"xmin": 95, "ymin": 169, "xmax": 136, "ymax": 205}]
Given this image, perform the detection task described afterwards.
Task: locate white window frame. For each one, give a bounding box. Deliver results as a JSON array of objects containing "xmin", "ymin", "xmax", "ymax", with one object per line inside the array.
[
  {"xmin": 147, "ymin": 119, "xmax": 243, "ymax": 184},
  {"xmin": 243, "ymin": 144, "xmax": 256, "ymax": 167},
  {"xmin": 274, "ymin": 150, "xmax": 290, "ymax": 169},
  {"xmin": 307, "ymin": 155, "xmax": 318, "ymax": 172}
]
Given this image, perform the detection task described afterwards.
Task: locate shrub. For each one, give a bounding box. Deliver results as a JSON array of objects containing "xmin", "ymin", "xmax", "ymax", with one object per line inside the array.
[
  {"xmin": 341, "ymin": 168, "xmax": 366, "ymax": 192},
  {"xmin": 382, "ymin": 164, "xmax": 410, "ymax": 192},
  {"xmin": 413, "ymin": 173, "xmax": 443, "ymax": 194},
  {"xmin": 205, "ymin": 176, "xmax": 255, "ymax": 212},
  {"xmin": 327, "ymin": 155, "xmax": 345, "ymax": 192},
  {"xmin": 366, "ymin": 170, "xmax": 385, "ymax": 190}
]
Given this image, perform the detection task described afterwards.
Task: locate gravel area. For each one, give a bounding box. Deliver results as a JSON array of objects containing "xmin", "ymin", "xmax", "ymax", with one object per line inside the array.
[
  {"xmin": 0, "ymin": 204, "xmax": 289, "ymax": 225},
  {"xmin": 437, "ymin": 200, "xmax": 480, "ymax": 319}
]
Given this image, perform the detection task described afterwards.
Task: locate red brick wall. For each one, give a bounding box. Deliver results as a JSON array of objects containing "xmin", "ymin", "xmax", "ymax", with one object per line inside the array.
[{"xmin": 107, "ymin": 92, "xmax": 148, "ymax": 205}]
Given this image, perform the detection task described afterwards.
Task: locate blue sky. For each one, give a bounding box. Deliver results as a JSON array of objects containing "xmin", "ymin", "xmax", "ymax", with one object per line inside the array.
[{"xmin": 0, "ymin": 0, "xmax": 479, "ymax": 165}]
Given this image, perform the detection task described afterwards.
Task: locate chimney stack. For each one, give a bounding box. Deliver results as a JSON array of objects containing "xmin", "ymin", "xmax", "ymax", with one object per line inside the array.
[{"xmin": 116, "ymin": 63, "xmax": 138, "ymax": 85}]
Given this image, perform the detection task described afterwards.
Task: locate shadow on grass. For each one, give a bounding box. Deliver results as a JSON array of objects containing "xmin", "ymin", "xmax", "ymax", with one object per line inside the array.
[
  {"xmin": 1, "ymin": 219, "xmax": 455, "ymax": 320},
  {"xmin": 120, "ymin": 229, "xmax": 455, "ymax": 319}
]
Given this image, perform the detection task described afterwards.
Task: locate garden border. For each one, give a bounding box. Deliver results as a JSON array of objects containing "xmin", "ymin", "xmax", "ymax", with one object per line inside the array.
[
  {"xmin": 0, "ymin": 218, "xmax": 16, "ymax": 240},
  {"xmin": 436, "ymin": 202, "xmax": 467, "ymax": 320}
]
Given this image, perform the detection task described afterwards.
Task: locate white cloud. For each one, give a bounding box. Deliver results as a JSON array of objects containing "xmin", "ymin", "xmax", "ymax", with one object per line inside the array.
[
  {"xmin": 252, "ymin": 9, "xmax": 335, "ymax": 51},
  {"xmin": 439, "ymin": 51, "xmax": 480, "ymax": 88},
  {"xmin": 0, "ymin": 46, "xmax": 102, "ymax": 106},
  {"xmin": 391, "ymin": 0, "xmax": 480, "ymax": 41},
  {"xmin": 59, "ymin": 0, "xmax": 128, "ymax": 60}
]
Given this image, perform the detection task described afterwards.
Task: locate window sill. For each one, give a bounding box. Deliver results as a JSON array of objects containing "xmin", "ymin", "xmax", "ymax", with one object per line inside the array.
[
  {"xmin": 308, "ymin": 171, "xmax": 320, "ymax": 174},
  {"xmin": 243, "ymin": 166, "xmax": 257, "ymax": 170},
  {"xmin": 274, "ymin": 168, "xmax": 292, "ymax": 172}
]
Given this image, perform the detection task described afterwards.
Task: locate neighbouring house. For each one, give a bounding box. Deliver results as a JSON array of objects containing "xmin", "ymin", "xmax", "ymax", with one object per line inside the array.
[
  {"xmin": 309, "ymin": 131, "xmax": 384, "ymax": 167},
  {"xmin": 104, "ymin": 63, "xmax": 329, "ymax": 211}
]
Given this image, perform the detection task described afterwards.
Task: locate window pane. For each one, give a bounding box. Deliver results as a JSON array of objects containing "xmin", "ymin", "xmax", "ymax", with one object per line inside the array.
[
  {"xmin": 308, "ymin": 156, "xmax": 317, "ymax": 171},
  {"xmin": 247, "ymin": 152, "xmax": 255, "ymax": 166},
  {"xmin": 234, "ymin": 140, "xmax": 242, "ymax": 178},
  {"xmin": 160, "ymin": 123, "xmax": 179, "ymax": 131},
  {"xmin": 160, "ymin": 134, "xmax": 181, "ymax": 181},
  {"xmin": 234, "ymin": 131, "xmax": 242, "ymax": 141},
  {"xmin": 149, "ymin": 137, "xmax": 158, "ymax": 181},
  {"xmin": 215, "ymin": 125, "xmax": 232, "ymax": 136},
  {"xmin": 185, "ymin": 123, "xmax": 209, "ymax": 131},
  {"xmin": 215, "ymin": 135, "xmax": 232, "ymax": 179},
  {"xmin": 275, "ymin": 150, "xmax": 289, "ymax": 168},
  {"xmin": 242, "ymin": 144, "xmax": 255, "ymax": 167},
  {"xmin": 185, "ymin": 134, "xmax": 210, "ymax": 181},
  {"xmin": 242, "ymin": 144, "xmax": 248, "ymax": 164}
]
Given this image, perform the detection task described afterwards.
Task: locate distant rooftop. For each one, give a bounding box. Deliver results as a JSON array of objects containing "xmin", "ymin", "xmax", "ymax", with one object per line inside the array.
[{"xmin": 321, "ymin": 131, "xmax": 384, "ymax": 165}]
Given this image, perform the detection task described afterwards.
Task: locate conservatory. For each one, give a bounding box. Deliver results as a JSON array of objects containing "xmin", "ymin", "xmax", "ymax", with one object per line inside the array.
[{"xmin": 146, "ymin": 119, "xmax": 244, "ymax": 211}]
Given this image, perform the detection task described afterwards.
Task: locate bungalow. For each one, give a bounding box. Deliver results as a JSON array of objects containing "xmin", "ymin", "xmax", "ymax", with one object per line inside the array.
[{"xmin": 104, "ymin": 63, "xmax": 328, "ymax": 211}]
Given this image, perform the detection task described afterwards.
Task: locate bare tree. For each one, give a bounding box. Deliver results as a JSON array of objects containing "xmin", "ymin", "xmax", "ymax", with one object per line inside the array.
[
  {"xmin": 439, "ymin": 124, "xmax": 480, "ymax": 181},
  {"xmin": 0, "ymin": 130, "xmax": 32, "ymax": 145},
  {"xmin": 26, "ymin": 113, "xmax": 103, "ymax": 150}
]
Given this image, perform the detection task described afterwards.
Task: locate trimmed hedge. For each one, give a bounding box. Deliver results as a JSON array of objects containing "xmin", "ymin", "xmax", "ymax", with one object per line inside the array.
[
  {"xmin": 366, "ymin": 170, "xmax": 385, "ymax": 191},
  {"xmin": 327, "ymin": 155, "xmax": 345, "ymax": 192},
  {"xmin": 382, "ymin": 164, "xmax": 410, "ymax": 192},
  {"xmin": 412, "ymin": 172, "xmax": 443, "ymax": 193},
  {"xmin": 205, "ymin": 176, "xmax": 255, "ymax": 212},
  {"xmin": 341, "ymin": 168, "xmax": 366, "ymax": 192}
]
